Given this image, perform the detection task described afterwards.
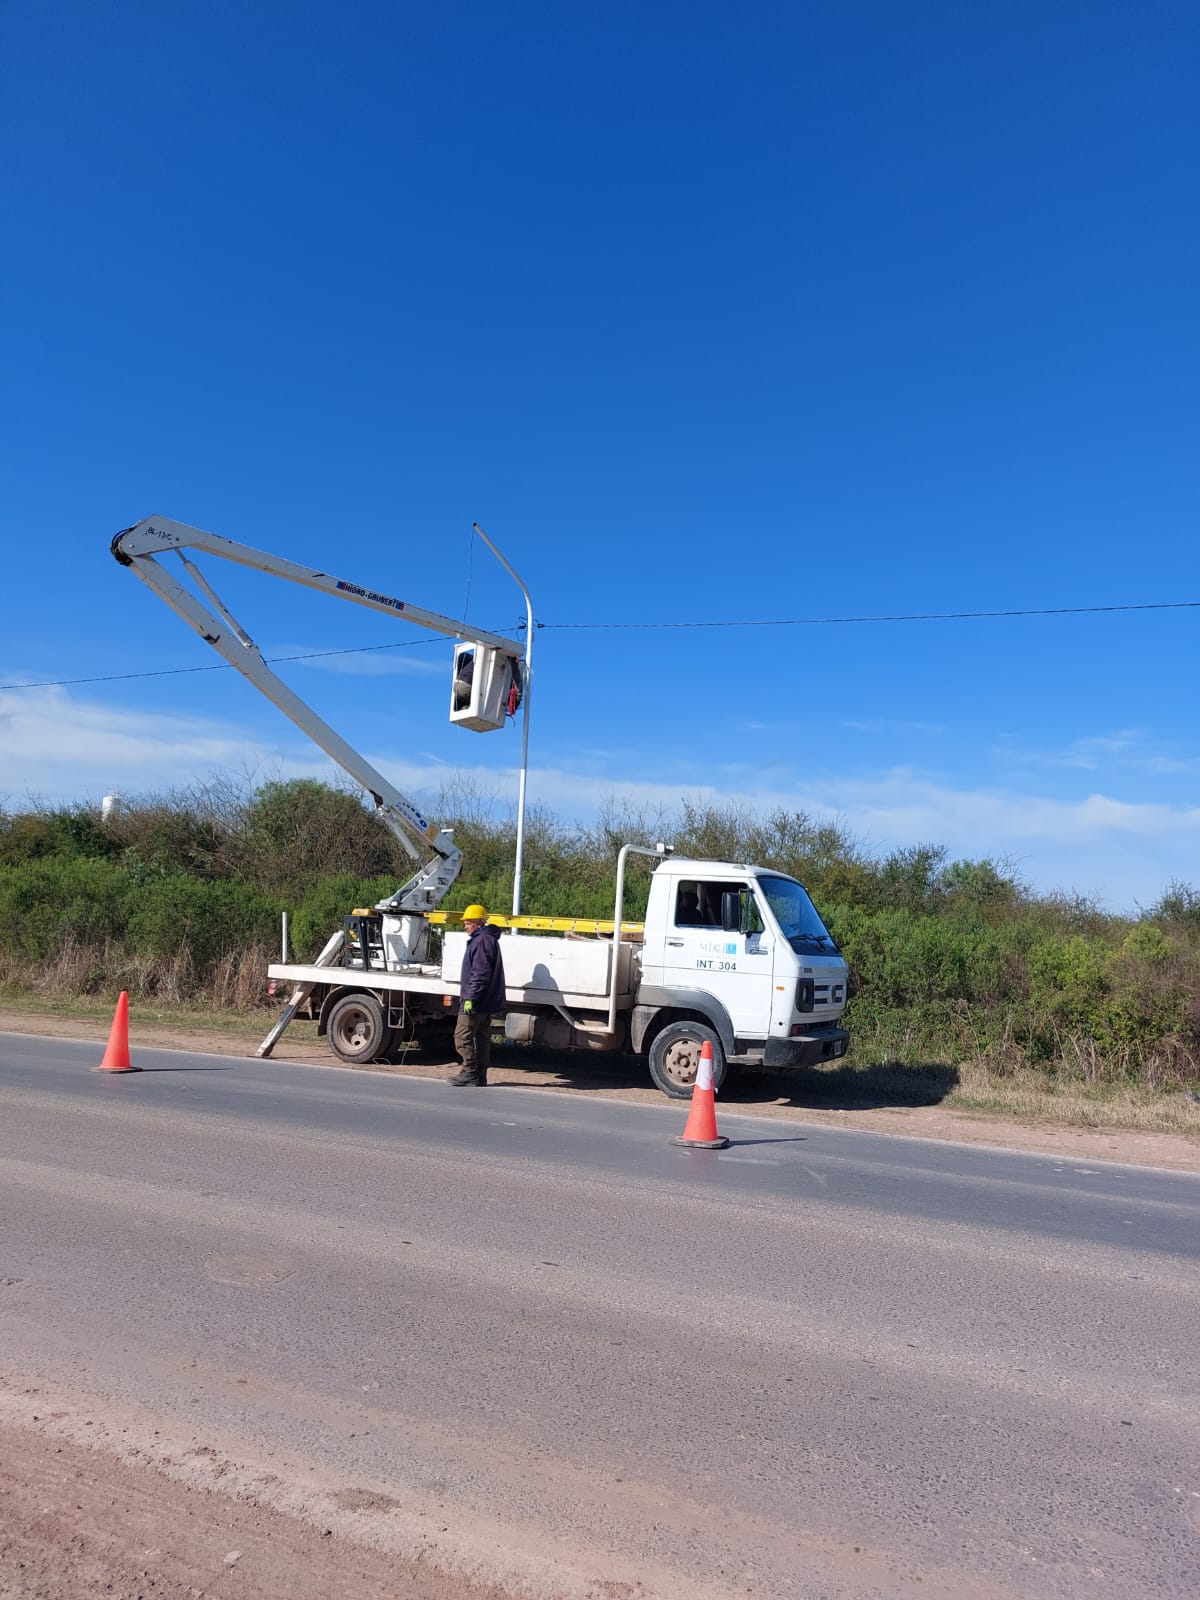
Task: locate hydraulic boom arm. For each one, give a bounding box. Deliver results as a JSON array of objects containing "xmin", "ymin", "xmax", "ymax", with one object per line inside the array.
[{"xmin": 111, "ymin": 515, "xmax": 522, "ymax": 914}]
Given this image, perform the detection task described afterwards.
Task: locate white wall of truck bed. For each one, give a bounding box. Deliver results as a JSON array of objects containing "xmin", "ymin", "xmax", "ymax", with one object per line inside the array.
[
  {"xmin": 264, "ymin": 947, "xmax": 639, "ymax": 1013},
  {"xmin": 441, "ymin": 931, "xmax": 636, "ymax": 999}
]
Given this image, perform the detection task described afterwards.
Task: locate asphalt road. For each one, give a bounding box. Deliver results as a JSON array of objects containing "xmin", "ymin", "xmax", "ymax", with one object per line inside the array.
[{"xmin": 1, "ymin": 1032, "xmax": 1198, "ymax": 1599}]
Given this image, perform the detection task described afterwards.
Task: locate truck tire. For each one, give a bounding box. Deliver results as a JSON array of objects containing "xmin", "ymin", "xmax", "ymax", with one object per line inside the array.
[
  {"xmin": 326, "ymin": 993, "xmax": 392, "ymax": 1064},
  {"xmin": 647, "ymin": 1020, "xmax": 727, "ymax": 1099}
]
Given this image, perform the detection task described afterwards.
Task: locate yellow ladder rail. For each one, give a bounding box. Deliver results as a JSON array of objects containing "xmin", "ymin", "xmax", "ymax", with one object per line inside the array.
[{"xmin": 428, "ymin": 911, "xmax": 645, "ymax": 936}]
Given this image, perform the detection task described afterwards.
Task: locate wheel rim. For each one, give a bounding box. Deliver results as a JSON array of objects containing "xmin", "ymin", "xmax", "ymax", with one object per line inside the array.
[
  {"xmin": 661, "ymin": 1036, "xmax": 703, "ymax": 1088},
  {"xmin": 334, "ymin": 1004, "xmax": 374, "ymax": 1051}
]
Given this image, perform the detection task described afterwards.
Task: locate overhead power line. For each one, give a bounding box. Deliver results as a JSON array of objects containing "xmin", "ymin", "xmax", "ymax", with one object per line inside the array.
[
  {"xmin": 533, "ymin": 599, "xmax": 1200, "ymax": 630},
  {"xmin": 1, "ymin": 597, "xmax": 1195, "ymax": 693},
  {"xmin": 0, "ymin": 636, "xmax": 451, "ymax": 693}
]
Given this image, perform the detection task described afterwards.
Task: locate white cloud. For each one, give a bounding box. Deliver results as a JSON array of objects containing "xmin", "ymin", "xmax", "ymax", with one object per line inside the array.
[
  {"xmin": 993, "ymin": 729, "xmax": 1200, "ymax": 776},
  {"xmin": 366, "ymin": 756, "xmax": 1200, "ymax": 906},
  {"xmin": 0, "ymin": 686, "xmax": 310, "ymax": 802},
  {"xmin": 781, "ymin": 771, "xmax": 1200, "ymax": 910},
  {"xmin": 826, "ymin": 768, "xmax": 1200, "ymax": 844},
  {"xmin": 843, "ymin": 719, "xmax": 947, "ymax": 737},
  {"xmin": 270, "ymin": 644, "xmax": 442, "ymax": 677},
  {"xmin": 3, "ymin": 685, "xmax": 1198, "ymax": 910}
]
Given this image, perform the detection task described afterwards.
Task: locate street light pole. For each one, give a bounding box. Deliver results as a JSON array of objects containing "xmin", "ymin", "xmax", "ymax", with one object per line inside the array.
[{"xmin": 471, "ymin": 523, "xmax": 534, "ymax": 920}]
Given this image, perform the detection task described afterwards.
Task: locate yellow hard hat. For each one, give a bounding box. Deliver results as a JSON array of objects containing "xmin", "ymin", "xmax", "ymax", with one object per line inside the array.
[{"xmin": 462, "ymin": 904, "xmax": 488, "ymax": 922}]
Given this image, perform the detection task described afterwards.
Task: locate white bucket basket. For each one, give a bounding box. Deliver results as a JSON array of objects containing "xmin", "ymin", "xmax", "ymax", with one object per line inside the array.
[{"xmin": 449, "ymin": 641, "xmax": 519, "ymax": 732}]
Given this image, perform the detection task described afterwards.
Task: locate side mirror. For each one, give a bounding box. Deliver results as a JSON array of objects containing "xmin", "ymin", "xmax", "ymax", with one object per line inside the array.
[{"xmin": 720, "ymin": 891, "xmax": 741, "ymax": 932}]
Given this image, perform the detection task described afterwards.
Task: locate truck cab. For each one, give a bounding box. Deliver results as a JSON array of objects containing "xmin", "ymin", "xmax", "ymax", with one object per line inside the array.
[{"xmin": 635, "ymin": 859, "xmax": 849, "ymax": 1095}]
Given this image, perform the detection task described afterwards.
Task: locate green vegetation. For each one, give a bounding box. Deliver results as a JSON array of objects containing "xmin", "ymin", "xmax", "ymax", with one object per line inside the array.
[{"xmin": 2, "ymin": 778, "xmax": 1198, "ymax": 1120}]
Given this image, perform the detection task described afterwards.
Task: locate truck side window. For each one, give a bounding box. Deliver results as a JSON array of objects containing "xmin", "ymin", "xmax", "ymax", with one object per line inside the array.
[
  {"xmin": 696, "ymin": 884, "xmax": 721, "ymax": 925},
  {"xmin": 675, "ymin": 884, "xmax": 706, "ymax": 925},
  {"xmin": 675, "ymin": 880, "xmax": 759, "ymax": 929}
]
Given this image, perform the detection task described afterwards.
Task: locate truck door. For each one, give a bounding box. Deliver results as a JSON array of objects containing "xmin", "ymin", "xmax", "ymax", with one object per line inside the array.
[{"xmin": 661, "ymin": 877, "xmax": 775, "ymax": 1040}]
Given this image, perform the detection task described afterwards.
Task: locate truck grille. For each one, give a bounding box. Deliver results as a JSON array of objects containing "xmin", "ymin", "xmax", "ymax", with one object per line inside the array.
[{"xmin": 798, "ymin": 978, "xmax": 845, "ymax": 1013}]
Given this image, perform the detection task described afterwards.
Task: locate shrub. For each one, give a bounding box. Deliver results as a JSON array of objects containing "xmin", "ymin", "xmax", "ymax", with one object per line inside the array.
[
  {"xmin": 238, "ymin": 779, "xmax": 402, "ymax": 896},
  {"xmin": 1029, "ymin": 936, "xmax": 1109, "ymax": 1032},
  {"xmin": 290, "ymin": 873, "xmax": 398, "ymax": 959},
  {"xmin": 125, "ymin": 875, "xmax": 281, "ymax": 972},
  {"xmin": 0, "ymin": 856, "xmax": 134, "ymax": 959},
  {"xmin": 0, "ymin": 782, "xmax": 1197, "ymax": 1091}
]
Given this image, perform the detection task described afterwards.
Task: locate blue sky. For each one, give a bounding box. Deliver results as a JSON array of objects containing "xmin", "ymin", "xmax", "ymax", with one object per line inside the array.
[{"xmin": 1, "ymin": 0, "xmax": 1197, "ymax": 912}]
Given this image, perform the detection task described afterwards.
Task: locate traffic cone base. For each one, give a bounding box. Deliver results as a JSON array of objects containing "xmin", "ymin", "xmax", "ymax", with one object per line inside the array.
[
  {"xmin": 96, "ymin": 991, "xmax": 140, "ymax": 1073},
  {"xmin": 671, "ymin": 1040, "xmax": 727, "ymax": 1148}
]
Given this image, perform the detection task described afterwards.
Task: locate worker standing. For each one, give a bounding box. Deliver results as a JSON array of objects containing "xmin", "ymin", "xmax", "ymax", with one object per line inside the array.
[{"xmin": 448, "ymin": 904, "xmax": 505, "ymax": 1086}]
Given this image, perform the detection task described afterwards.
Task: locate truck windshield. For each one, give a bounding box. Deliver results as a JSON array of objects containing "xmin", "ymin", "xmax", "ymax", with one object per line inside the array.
[{"xmin": 759, "ymin": 876, "xmax": 838, "ymax": 953}]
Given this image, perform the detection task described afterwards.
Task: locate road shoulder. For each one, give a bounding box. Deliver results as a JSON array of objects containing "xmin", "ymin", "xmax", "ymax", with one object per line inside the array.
[{"xmin": 0, "ymin": 1412, "xmax": 514, "ymax": 1600}]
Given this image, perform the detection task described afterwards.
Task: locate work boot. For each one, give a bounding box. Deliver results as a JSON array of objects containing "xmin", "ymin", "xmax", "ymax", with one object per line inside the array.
[{"xmin": 448, "ymin": 1068, "xmax": 483, "ymax": 1087}]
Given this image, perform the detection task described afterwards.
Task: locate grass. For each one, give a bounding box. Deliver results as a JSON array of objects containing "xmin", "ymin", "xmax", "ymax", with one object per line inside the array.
[
  {"xmin": 0, "ymin": 986, "xmax": 318, "ymax": 1041},
  {"xmin": 750, "ymin": 1056, "xmax": 1200, "ymax": 1134},
  {"xmin": 948, "ymin": 1065, "xmax": 1200, "ymax": 1134}
]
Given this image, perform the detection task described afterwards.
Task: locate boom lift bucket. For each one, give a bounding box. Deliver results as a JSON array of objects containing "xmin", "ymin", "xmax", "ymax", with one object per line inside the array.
[{"xmin": 450, "ymin": 642, "xmax": 522, "ymax": 732}]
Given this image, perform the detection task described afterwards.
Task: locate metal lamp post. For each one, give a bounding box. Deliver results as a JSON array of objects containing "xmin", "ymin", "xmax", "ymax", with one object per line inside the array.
[{"xmin": 471, "ymin": 523, "xmax": 534, "ymax": 920}]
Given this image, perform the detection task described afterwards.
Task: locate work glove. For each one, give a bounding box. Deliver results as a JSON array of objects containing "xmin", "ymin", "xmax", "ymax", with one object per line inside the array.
[{"xmin": 463, "ymin": 999, "xmax": 474, "ymax": 1013}]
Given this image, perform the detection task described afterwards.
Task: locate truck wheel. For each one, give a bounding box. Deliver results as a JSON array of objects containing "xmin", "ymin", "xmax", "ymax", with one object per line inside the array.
[
  {"xmin": 647, "ymin": 1021, "xmax": 727, "ymax": 1099},
  {"xmin": 326, "ymin": 993, "xmax": 392, "ymax": 1064}
]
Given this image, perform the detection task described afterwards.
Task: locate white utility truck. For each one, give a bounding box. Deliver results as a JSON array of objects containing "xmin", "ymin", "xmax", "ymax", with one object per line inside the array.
[{"xmin": 111, "ymin": 516, "xmax": 849, "ymax": 1096}]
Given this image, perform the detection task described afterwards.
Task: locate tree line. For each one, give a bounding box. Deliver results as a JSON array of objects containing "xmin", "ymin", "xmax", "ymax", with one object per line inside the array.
[{"xmin": 1, "ymin": 775, "xmax": 1197, "ymax": 1090}]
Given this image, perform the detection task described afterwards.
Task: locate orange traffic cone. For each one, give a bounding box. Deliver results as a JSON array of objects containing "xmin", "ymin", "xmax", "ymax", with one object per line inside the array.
[
  {"xmin": 672, "ymin": 1040, "xmax": 728, "ymax": 1148},
  {"xmin": 96, "ymin": 991, "xmax": 140, "ymax": 1073}
]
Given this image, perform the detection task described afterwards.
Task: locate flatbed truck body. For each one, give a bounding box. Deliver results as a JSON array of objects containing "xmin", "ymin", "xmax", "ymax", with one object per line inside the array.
[{"xmin": 266, "ymin": 850, "xmax": 849, "ymax": 1098}]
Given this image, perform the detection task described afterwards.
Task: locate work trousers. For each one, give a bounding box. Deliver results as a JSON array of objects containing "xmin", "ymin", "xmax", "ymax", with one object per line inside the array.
[{"xmin": 453, "ymin": 1009, "xmax": 493, "ymax": 1081}]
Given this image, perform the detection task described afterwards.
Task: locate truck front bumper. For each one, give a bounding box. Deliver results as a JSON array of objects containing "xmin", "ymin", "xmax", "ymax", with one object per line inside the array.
[{"xmin": 762, "ymin": 1027, "xmax": 850, "ymax": 1069}]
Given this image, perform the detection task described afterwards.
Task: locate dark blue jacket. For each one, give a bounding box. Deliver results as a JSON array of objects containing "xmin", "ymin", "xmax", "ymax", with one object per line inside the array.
[{"xmin": 461, "ymin": 924, "xmax": 506, "ymax": 1011}]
